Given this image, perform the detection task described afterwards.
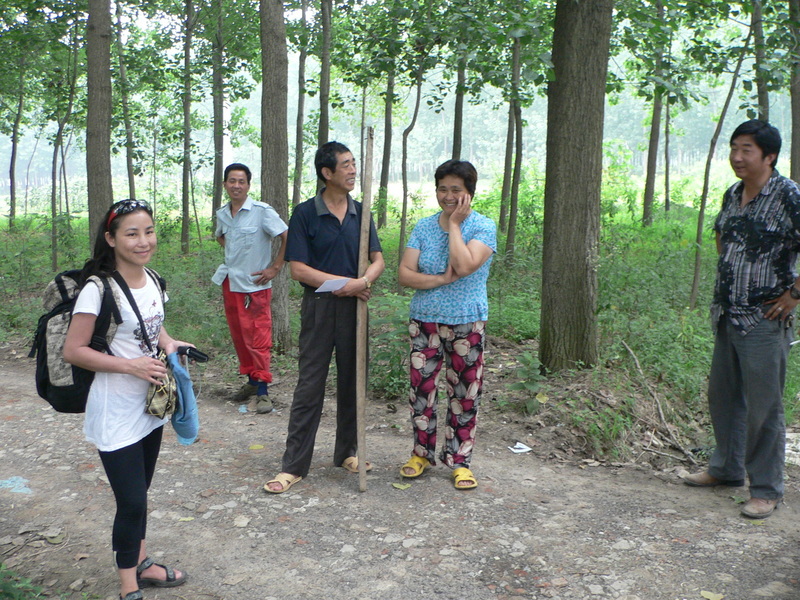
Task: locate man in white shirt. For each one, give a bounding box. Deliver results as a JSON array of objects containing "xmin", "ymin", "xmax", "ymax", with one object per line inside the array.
[{"xmin": 212, "ymin": 163, "xmax": 288, "ymax": 414}]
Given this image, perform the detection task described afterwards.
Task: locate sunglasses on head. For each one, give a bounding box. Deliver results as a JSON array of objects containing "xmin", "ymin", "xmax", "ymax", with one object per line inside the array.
[{"xmin": 106, "ymin": 199, "xmax": 152, "ymax": 230}]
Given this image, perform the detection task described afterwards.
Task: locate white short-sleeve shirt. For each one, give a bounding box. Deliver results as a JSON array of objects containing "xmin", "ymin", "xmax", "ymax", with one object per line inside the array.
[{"xmin": 73, "ymin": 275, "xmax": 168, "ymax": 452}]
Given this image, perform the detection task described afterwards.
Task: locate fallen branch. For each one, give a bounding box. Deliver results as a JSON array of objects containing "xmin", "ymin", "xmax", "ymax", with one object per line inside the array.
[
  {"xmin": 622, "ymin": 340, "xmax": 698, "ymax": 466},
  {"xmin": 640, "ymin": 447, "xmax": 690, "ymax": 463}
]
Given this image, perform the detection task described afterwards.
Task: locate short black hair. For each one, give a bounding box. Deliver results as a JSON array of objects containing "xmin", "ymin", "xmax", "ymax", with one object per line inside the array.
[
  {"xmin": 224, "ymin": 163, "xmax": 252, "ymax": 183},
  {"xmin": 730, "ymin": 120, "xmax": 781, "ymax": 168},
  {"xmin": 434, "ymin": 160, "xmax": 478, "ymax": 197},
  {"xmin": 315, "ymin": 141, "xmax": 351, "ymax": 182}
]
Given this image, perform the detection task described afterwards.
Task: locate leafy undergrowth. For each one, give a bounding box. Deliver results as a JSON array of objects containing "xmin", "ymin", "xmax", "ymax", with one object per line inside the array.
[
  {"xmin": 485, "ymin": 337, "xmax": 709, "ymax": 469},
  {"xmin": 0, "ymin": 564, "xmax": 46, "ymax": 599}
]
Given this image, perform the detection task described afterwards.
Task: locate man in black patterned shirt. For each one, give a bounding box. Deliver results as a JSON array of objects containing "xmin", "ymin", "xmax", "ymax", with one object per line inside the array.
[{"xmin": 684, "ymin": 120, "xmax": 800, "ymax": 519}]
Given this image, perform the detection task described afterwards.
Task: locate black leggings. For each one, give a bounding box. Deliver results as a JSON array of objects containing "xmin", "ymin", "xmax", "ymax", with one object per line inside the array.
[{"xmin": 98, "ymin": 426, "xmax": 163, "ymax": 569}]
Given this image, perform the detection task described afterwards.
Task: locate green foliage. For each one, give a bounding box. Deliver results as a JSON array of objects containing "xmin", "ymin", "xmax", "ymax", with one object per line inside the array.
[
  {"xmin": 487, "ymin": 254, "xmax": 539, "ymax": 342},
  {"xmin": 597, "ymin": 212, "xmax": 714, "ymax": 408},
  {"xmin": 369, "ymin": 292, "xmax": 411, "ymax": 400},
  {"xmin": 507, "ymin": 351, "xmax": 542, "ymax": 415},
  {"xmin": 601, "ymin": 140, "xmax": 639, "ymax": 221},
  {"xmin": 566, "ymin": 394, "xmax": 636, "ymax": 459},
  {"xmin": 0, "ymin": 564, "xmax": 45, "ymax": 599}
]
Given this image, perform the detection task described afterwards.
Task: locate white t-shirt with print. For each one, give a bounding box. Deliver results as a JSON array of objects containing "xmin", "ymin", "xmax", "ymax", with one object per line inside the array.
[{"xmin": 73, "ymin": 275, "xmax": 168, "ymax": 452}]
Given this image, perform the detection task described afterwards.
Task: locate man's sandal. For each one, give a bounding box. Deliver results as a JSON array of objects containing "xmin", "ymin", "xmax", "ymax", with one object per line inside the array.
[
  {"xmin": 264, "ymin": 473, "xmax": 303, "ymax": 494},
  {"xmin": 341, "ymin": 456, "xmax": 373, "ymax": 473},
  {"xmin": 452, "ymin": 467, "xmax": 478, "ymax": 490},
  {"xmin": 120, "ymin": 591, "xmax": 143, "ymax": 600},
  {"xmin": 400, "ymin": 455, "xmax": 431, "ymax": 478},
  {"xmin": 136, "ymin": 556, "xmax": 187, "ymax": 588}
]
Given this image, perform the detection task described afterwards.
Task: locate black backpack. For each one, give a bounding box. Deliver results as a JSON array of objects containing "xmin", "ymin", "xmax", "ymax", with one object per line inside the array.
[{"xmin": 28, "ymin": 268, "xmax": 165, "ymax": 413}]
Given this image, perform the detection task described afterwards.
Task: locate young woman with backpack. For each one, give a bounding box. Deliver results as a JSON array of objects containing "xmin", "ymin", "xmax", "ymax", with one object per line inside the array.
[{"xmin": 63, "ymin": 199, "xmax": 192, "ymax": 600}]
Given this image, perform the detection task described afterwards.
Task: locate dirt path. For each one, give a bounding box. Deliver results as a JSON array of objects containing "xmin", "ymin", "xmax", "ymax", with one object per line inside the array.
[{"xmin": 1, "ymin": 340, "xmax": 799, "ymax": 600}]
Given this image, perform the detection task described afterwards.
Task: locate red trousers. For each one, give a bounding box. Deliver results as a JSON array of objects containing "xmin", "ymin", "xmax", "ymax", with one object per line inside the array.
[{"xmin": 222, "ymin": 277, "xmax": 273, "ymax": 383}]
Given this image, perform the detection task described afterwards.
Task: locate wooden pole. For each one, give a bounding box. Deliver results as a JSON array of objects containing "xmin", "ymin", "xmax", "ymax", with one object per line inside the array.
[{"xmin": 356, "ymin": 126, "xmax": 374, "ymax": 492}]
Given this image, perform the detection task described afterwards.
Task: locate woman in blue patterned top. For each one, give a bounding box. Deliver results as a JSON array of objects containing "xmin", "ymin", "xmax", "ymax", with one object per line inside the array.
[{"xmin": 398, "ymin": 160, "xmax": 497, "ymax": 489}]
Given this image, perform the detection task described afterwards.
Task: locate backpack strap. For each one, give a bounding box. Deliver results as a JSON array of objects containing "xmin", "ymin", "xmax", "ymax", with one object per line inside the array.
[
  {"xmin": 144, "ymin": 267, "xmax": 167, "ymax": 304},
  {"xmin": 89, "ymin": 277, "xmax": 123, "ymax": 355},
  {"xmin": 112, "ymin": 271, "xmax": 156, "ymax": 355}
]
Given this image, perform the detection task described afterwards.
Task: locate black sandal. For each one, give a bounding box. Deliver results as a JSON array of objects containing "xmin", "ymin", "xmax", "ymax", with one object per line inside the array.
[
  {"xmin": 136, "ymin": 556, "xmax": 188, "ymax": 588},
  {"xmin": 120, "ymin": 591, "xmax": 143, "ymax": 600}
]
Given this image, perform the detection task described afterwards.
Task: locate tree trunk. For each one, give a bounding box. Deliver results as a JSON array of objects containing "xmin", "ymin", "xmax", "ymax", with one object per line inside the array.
[
  {"xmin": 452, "ymin": 56, "xmax": 466, "ymax": 160},
  {"xmin": 86, "ymin": 0, "xmax": 113, "ymax": 246},
  {"xmin": 60, "ymin": 135, "xmax": 73, "ymax": 219},
  {"xmin": 377, "ymin": 68, "xmax": 394, "ymax": 229},
  {"xmin": 398, "ymin": 65, "xmax": 425, "ymax": 272},
  {"xmin": 151, "ymin": 118, "xmax": 158, "ymax": 208},
  {"xmin": 8, "ymin": 60, "xmax": 24, "ymax": 231},
  {"xmin": 790, "ymin": 0, "xmax": 800, "ymax": 183},
  {"xmin": 181, "ymin": 0, "xmax": 194, "ymax": 254},
  {"xmin": 539, "ymin": 0, "xmax": 614, "ymax": 372},
  {"xmin": 360, "ymin": 86, "xmax": 367, "ymax": 190},
  {"xmin": 499, "ymin": 101, "xmax": 513, "ymax": 234},
  {"xmin": 752, "ymin": 0, "xmax": 769, "ymax": 121},
  {"xmin": 505, "ymin": 38, "xmax": 522, "ymax": 260},
  {"xmin": 664, "ymin": 99, "xmax": 671, "ymax": 212},
  {"xmin": 642, "ymin": 0, "xmax": 664, "ymax": 227},
  {"xmin": 317, "ymin": 0, "xmax": 331, "ymax": 148},
  {"xmin": 261, "ymin": 0, "xmax": 291, "ymax": 352},
  {"xmin": 211, "ymin": 0, "xmax": 225, "ymax": 229},
  {"xmin": 291, "ymin": 0, "xmax": 308, "ymax": 206},
  {"xmin": 25, "ymin": 134, "xmax": 41, "ymax": 213},
  {"xmin": 689, "ymin": 33, "xmax": 751, "ymax": 310},
  {"xmin": 114, "ymin": 0, "xmax": 135, "ymax": 199},
  {"xmin": 50, "ymin": 52, "xmax": 78, "ymax": 269}
]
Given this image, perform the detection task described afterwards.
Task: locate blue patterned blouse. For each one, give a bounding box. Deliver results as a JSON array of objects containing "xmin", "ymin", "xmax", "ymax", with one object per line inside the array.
[{"xmin": 407, "ymin": 211, "xmax": 497, "ymax": 324}]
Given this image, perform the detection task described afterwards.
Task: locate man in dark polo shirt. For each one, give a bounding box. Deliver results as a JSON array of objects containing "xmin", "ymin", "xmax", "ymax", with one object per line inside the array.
[
  {"xmin": 684, "ymin": 120, "xmax": 800, "ymax": 519},
  {"xmin": 265, "ymin": 141, "xmax": 385, "ymax": 493}
]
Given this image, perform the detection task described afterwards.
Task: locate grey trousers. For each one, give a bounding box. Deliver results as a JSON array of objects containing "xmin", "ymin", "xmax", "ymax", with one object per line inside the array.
[
  {"xmin": 707, "ymin": 315, "xmax": 790, "ymax": 499},
  {"xmin": 281, "ymin": 291, "xmax": 358, "ymax": 478}
]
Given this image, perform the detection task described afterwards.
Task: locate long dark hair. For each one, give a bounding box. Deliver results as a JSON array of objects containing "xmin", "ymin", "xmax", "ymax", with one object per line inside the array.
[{"xmin": 81, "ymin": 199, "xmax": 154, "ymax": 279}]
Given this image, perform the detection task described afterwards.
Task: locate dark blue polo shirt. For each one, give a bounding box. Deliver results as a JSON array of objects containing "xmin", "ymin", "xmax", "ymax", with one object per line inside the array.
[{"xmin": 285, "ymin": 191, "xmax": 382, "ymax": 289}]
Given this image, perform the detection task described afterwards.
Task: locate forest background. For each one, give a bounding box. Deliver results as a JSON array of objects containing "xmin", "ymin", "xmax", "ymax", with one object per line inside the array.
[{"xmin": 2, "ymin": 0, "xmax": 800, "ymax": 473}]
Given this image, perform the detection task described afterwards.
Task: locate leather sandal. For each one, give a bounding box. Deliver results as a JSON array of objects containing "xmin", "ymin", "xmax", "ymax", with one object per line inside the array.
[
  {"xmin": 264, "ymin": 472, "xmax": 303, "ymax": 494},
  {"xmin": 120, "ymin": 591, "xmax": 143, "ymax": 600},
  {"xmin": 400, "ymin": 455, "xmax": 431, "ymax": 478},
  {"xmin": 136, "ymin": 556, "xmax": 187, "ymax": 588},
  {"xmin": 341, "ymin": 456, "xmax": 372, "ymax": 473}
]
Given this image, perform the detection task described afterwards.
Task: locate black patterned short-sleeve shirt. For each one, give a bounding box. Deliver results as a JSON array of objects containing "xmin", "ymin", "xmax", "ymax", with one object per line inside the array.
[{"xmin": 712, "ymin": 169, "xmax": 800, "ymax": 335}]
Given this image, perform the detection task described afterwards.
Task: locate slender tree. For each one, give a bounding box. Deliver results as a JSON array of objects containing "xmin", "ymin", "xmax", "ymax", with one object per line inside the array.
[
  {"xmin": 86, "ymin": 0, "xmax": 113, "ymax": 243},
  {"xmin": 114, "ymin": 0, "xmax": 135, "ymax": 199},
  {"xmin": 504, "ymin": 36, "xmax": 522, "ymax": 260},
  {"xmin": 261, "ymin": 0, "xmax": 291, "ymax": 350},
  {"xmin": 452, "ymin": 56, "xmax": 466, "ymax": 160},
  {"xmin": 211, "ymin": 0, "xmax": 225, "ymax": 224},
  {"xmin": 689, "ymin": 32, "xmax": 751, "ymax": 310},
  {"xmin": 291, "ymin": 0, "xmax": 309, "ymax": 207},
  {"xmin": 641, "ymin": 0, "xmax": 664, "ymax": 227},
  {"xmin": 751, "ymin": 0, "xmax": 769, "ymax": 121},
  {"xmin": 790, "ymin": 0, "xmax": 800, "ymax": 183},
  {"xmin": 317, "ymin": 0, "xmax": 331, "ymax": 147},
  {"xmin": 377, "ymin": 68, "xmax": 394, "ymax": 228},
  {"xmin": 180, "ymin": 0, "xmax": 194, "ymax": 254}
]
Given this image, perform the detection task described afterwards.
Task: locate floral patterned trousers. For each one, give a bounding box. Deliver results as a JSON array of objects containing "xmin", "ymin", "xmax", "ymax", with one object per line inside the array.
[{"xmin": 408, "ymin": 319, "xmax": 485, "ymax": 468}]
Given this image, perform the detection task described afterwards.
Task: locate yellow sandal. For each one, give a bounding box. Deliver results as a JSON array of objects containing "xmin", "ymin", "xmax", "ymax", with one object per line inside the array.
[
  {"xmin": 452, "ymin": 467, "xmax": 478, "ymax": 490},
  {"xmin": 400, "ymin": 455, "xmax": 431, "ymax": 478}
]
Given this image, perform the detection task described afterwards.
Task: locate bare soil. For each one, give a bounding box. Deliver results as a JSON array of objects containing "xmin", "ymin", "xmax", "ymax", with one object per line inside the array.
[{"xmin": 2, "ymin": 337, "xmax": 800, "ymax": 600}]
